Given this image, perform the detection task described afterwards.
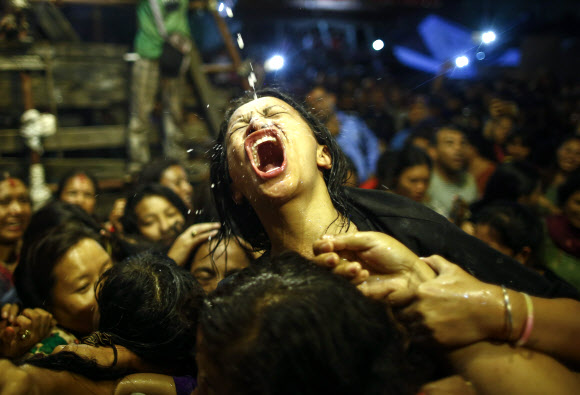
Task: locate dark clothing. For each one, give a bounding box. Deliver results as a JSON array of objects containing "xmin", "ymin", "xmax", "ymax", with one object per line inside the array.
[{"xmin": 345, "ymin": 187, "xmax": 580, "ymax": 300}]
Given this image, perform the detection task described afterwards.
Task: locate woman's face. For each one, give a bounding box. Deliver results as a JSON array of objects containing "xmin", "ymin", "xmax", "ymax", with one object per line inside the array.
[
  {"xmin": 191, "ymin": 239, "xmax": 251, "ymax": 293},
  {"xmin": 135, "ymin": 195, "xmax": 185, "ymax": 245},
  {"xmin": 394, "ymin": 165, "xmax": 430, "ymax": 202},
  {"xmin": 0, "ymin": 178, "xmax": 31, "ymax": 243},
  {"xmin": 225, "ymin": 96, "xmax": 332, "ymax": 205},
  {"xmin": 564, "ymin": 191, "xmax": 580, "ymax": 229},
  {"xmin": 51, "ymin": 238, "xmax": 112, "ymax": 334},
  {"xmin": 160, "ymin": 165, "xmax": 193, "ymax": 209},
  {"xmin": 557, "ymin": 139, "xmax": 580, "ymax": 173},
  {"xmin": 60, "ymin": 175, "xmax": 97, "ymax": 214}
]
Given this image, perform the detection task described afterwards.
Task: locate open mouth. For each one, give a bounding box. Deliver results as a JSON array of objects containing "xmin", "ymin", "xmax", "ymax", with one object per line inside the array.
[{"xmin": 244, "ymin": 129, "xmax": 287, "ymax": 179}]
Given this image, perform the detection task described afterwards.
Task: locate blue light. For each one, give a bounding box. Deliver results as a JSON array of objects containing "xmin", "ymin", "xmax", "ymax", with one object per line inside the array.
[
  {"xmin": 482, "ymin": 31, "xmax": 496, "ymax": 44},
  {"xmin": 455, "ymin": 56, "xmax": 469, "ymax": 68},
  {"xmin": 372, "ymin": 39, "xmax": 384, "ymax": 51},
  {"xmin": 264, "ymin": 55, "xmax": 284, "ymax": 72},
  {"xmin": 476, "ymin": 52, "xmax": 485, "ymax": 60}
]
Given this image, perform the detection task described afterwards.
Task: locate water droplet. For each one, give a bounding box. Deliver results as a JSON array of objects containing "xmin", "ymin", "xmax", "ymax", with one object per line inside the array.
[
  {"xmin": 226, "ymin": 6, "xmax": 233, "ymax": 17},
  {"xmin": 211, "ymin": 183, "xmax": 215, "ymax": 188},
  {"xmin": 187, "ymin": 148, "xmax": 193, "ymax": 153},
  {"xmin": 237, "ymin": 33, "xmax": 244, "ymax": 49}
]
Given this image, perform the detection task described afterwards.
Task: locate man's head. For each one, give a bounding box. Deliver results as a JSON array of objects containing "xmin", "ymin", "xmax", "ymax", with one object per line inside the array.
[
  {"xmin": 305, "ymin": 86, "xmax": 336, "ymax": 123},
  {"xmin": 472, "ymin": 202, "xmax": 543, "ymax": 266},
  {"xmin": 429, "ymin": 126, "xmax": 468, "ymax": 175}
]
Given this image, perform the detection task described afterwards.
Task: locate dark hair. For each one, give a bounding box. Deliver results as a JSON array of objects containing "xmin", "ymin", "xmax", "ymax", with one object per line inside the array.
[
  {"xmin": 376, "ymin": 146, "xmax": 432, "ymax": 191},
  {"xmin": 21, "ymin": 201, "xmax": 103, "ymax": 247},
  {"xmin": 15, "ymin": 222, "xmax": 105, "ymax": 312},
  {"xmin": 120, "ymin": 183, "xmax": 189, "ymax": 237},
  {"xmin": 473, "ymin": 201, "xmax": 543, "ymax": 256},
  {"xmin": 210, "ymin": 88, "xmax": 350, "ymax": 251},
  {"xmin": 557, "ymin": 171, "xmax": 580, "ymax": 207},
  {"xmin": 137, "ymin": 158, "xmax": 183, "ymax": 185},
  {"xmin": 199, "ymin": 251, "xmax": 418, "ymax": 395},
  {"xmin": 429, "ymin": 124, "xmax": 465, "ymax": 146},
  {"xmin": 55, "ymin": 169, "xmax": 100, "ymax": 200},
  {"xmin": 27, "ymin": 252, "xmax": 204, "ymax": 380},
  {"xmin": 483, "ymin": 161, "xmax": 539, "ymax": 203}
]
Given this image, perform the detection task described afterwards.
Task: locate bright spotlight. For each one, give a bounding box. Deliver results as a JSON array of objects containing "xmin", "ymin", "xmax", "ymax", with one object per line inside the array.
[
  {"xmin": 372, "ymin": 39, "xmax": 384, "ymax": 51},
  {"xmin": 455, "ymin": 56, "xmax": 469, "ymax": 68},
  {"xmin": 218, "ymin": 2, "xmax": 224, "ymax": 12},
  {"xmin": 482, "ymin": 31, "xmax": 496, "ymax": 44},
  {"xmin": 264, "ymin": 55, "xmax": 285, "ymax": 72}
]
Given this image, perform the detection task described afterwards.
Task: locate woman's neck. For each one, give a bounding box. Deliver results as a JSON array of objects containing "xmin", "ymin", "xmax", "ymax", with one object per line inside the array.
[
  {"xmin": 257, "ymin": 184, "xmax": 356, "ymax": 258},
  {"xmin": 0, "ymin": 241, "xmax": 19, "ymax": 266}
]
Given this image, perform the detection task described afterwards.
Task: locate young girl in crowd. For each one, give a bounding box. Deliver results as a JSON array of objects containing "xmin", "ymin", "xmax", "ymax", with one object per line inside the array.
[
  {"xmin": 117, "ymin": 183, "xmax": 219, "ymax": 265},
  {"xmin": 56, "ymin": 170, "xmax": 99, "ymax": 217},
  {"xmin": 14, "ymin": 217, "xmax": 112, "ymax": 355},
  {"xmin": 0, "ymin": 171, "xmax": 31, "ymax": 304}
]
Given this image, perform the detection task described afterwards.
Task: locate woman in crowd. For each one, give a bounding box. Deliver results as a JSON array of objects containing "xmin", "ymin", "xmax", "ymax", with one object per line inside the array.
[
  {"xmin": 374, "ymin": 145, "xmax": 431, "ymax": 203},
  {"xmin": 189, "ymin": 236, "xmax": 253, "ymax": 293},
  {"xmin": 543, "ymin": 134, "xmax": 580, "ymax": 206},
  {"xmin": 543, "ymin": 171, "xmax": 580, "ymax": 290},
  {"xmin": 0, "ymin": 171, "xmax": 31, "ymax": 304},
  {"xmin": 137, "ymin": 158, "xmax": 194, "ymax": 210},
  {"xmin": 55, "ymin": 170, "xmax": 99, "ymax": 217},
  {"xmin": 118, "ymin": 183, "xmax": 219, "ymax": 266},
  {"xmin": 28, "ymin": 252, "xmax": 203, "ymax": 383},
  {"xmin": 14, "ymin": 217, "xmax": 112, "ymax": 355},
  {"xmin": 210, "ymin": 88, "xmax": 577, "ymax": 299}
]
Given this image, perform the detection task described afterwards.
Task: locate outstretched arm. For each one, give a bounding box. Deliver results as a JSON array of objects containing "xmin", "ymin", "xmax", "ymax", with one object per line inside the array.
[{"xmin": 313, "ymin": 232, "xmax": 580, "ymax": 365}]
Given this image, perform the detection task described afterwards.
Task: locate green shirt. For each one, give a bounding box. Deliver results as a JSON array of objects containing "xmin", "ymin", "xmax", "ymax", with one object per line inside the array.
[{"xmin": 134, "ymin": 0, "xmax": 191, "ymax": 59}]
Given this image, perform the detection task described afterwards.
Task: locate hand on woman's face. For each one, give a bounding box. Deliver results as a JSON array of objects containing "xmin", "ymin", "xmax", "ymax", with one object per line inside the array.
[
  {"xmin": 0, "ymin": 179, "xmax": 31, "ymax": 243},
  {"xmin": 135, "ymin": 196, "xmax": 185, "ymax": 245},
  {"xmin": 51, "ymin": 238, "xmax": 112, "ymax": 335}
]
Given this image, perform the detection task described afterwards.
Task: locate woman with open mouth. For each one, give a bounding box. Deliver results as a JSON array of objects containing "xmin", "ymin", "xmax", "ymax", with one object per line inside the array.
[{"xmin": 210, "ymin": 88, "xmax": 577, "ymax": 300}]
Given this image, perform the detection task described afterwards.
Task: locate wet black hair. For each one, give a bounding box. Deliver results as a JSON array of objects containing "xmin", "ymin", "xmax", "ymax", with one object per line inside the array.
[
  {"xmin": 27, "ymin": 252, "xmax": 204, "ymax": 380},
  {"xmin": 55, "ymin": 169, "xmax": 100, "ymax": 201},
  {"xmin": 120, "ymin": 183, "xmax": 189, "ymax": 237},
  {"xmin": 473, "ymin": 201, "xmax": 543, "ymax": 257},
  {"xmin": 376, "ymin": 146, "xmax": 432, "ymax": 192},
  {"xmin": 483, "ymin": 161, "xmax": 539, "ymax": 203},
  {"xmin": 199, "ymin": 251, "xmax": 418, "ymax": 395},
  {"xmin": 210, "ymin": 88, "xmax": 350, "ymax": 252}
]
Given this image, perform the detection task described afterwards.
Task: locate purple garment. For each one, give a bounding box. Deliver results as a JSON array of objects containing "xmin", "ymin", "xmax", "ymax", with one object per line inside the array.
[{"xmin": 173, "ymin": 375, "xmax": 196, "ymax": 395}]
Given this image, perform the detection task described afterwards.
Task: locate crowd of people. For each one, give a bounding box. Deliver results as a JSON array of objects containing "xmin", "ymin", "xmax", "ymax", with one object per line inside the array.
[{"xmin": 0, "ymin": 74, "xmax": 579, "ymax": 394}]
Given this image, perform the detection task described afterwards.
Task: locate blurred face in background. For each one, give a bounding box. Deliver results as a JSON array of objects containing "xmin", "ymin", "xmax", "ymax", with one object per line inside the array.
[
  {"xmin": 60, "ymin": 174, "xmax": 97, "ymax": 215},
  {"xmin": 394, "ymin": 165, "xmax": 430, "ymax": 202},
  {"xmin": 160, "ymin": 165, "xmax": 193, "ymax": 209},
  {"xmin": 0, "ymin": 178, "xmax": 31, "ymax": 243},
  {"xmin": 135, "ymin": 195, "xmax": 185, "ymax": 246},
  {"xmin": 434, "ymin": 128, "xmax": 468, "ymax": 174},
  {"xmin": 557, "ymin": 139, "xmax": 580, "ymax": 173}
]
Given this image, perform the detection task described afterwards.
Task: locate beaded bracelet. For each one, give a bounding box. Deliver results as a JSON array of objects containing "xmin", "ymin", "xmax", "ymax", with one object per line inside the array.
[
  {"xmin": 516, "ymin": 292, "xmax": 534, "ymax": 347},
  {"xmin": 501, "ymin": 286, "xmax": 513, "ymax": 341}
]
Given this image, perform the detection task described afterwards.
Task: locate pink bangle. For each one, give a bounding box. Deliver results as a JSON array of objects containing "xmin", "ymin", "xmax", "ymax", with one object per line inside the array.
[{"xmin": 516, "ymin": 292, "xmax": 534, "ymax": 347}]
